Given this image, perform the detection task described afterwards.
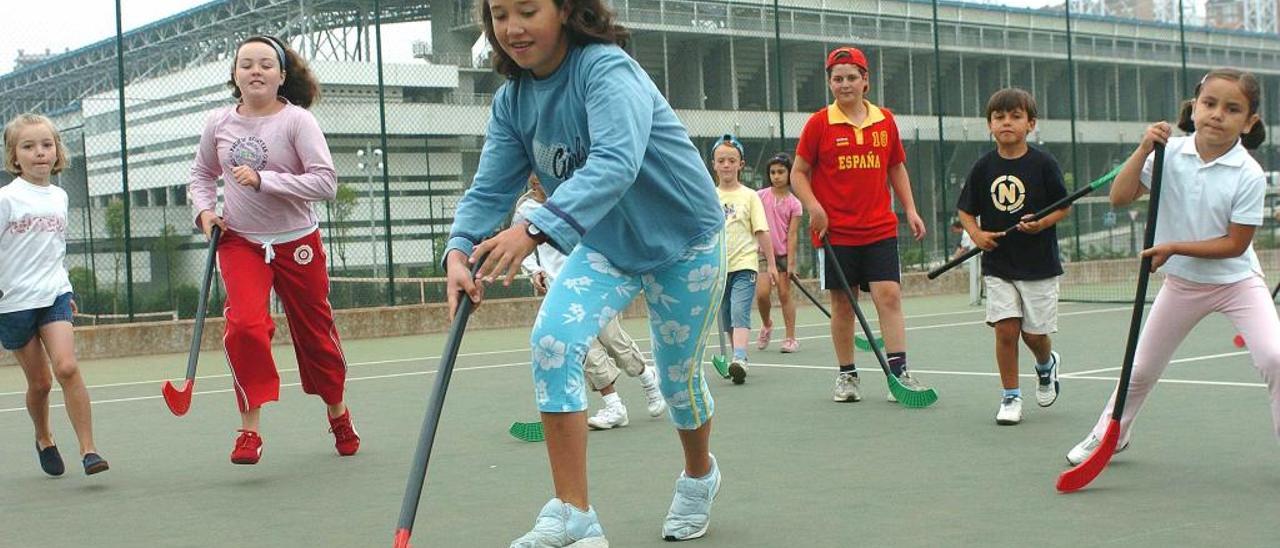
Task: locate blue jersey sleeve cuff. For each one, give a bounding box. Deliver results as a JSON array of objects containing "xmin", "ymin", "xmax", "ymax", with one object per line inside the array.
[
  {"xmin": 526, "ymin": 205, "xmax": 580, "ymax": 255},
  {"xmin": 442, "ymin": 236, "xmax": 477, "ymax": 271}
]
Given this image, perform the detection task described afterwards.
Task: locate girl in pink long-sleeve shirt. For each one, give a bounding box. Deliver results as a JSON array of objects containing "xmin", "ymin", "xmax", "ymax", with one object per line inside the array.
[{"xmin": 188, "ymin": 35, "xmax": 358, "ymax": 465}]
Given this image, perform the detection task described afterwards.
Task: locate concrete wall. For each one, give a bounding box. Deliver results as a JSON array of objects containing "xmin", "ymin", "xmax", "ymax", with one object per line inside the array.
[{"xmin": 4, "ymin": 248, "xmax": 1276, "ymax": 366}]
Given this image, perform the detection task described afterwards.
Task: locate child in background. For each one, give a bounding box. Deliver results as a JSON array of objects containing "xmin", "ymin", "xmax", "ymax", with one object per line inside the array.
[
  {"xmin": 948, "ymin": 219, "xmax": 976, "ymax": 262},
  {"xmin": 1, "ymin": 113, "xmax": 109, "ymax": 476},
  {"xmin": 1067, "ymin": 68, "xmax": 1280, "ymax": 465},
  {"xmin": 713, "ymin": 134, "xmax": 778, "ymax": 384},
  {"xmin": 956, "ymin": 88, "xmax": 1068, "ymax": 425},
  {"xmin": 790, "ymin": 46, "xmax": 932, "ymax": 403},
  {"xmin": 515, "ymin": 173, "xmax": 667, "ymax": 430},
  {"xmin": 755, "ymin": 153, "xmax": 802, "ymax": 354}
]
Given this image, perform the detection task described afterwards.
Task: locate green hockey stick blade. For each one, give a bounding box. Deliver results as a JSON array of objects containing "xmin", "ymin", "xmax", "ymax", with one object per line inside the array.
[
  {"xmin": 886, "ymin": 374, "xmax": 939, "ymax": 409},
  {"xmin": 854, "ymin": 335, "xmax": 885, "ymax": 351},
  {"xmin": 508, "ymin": 421, "xmax": 545, "ymax": 442},
  {"xmin": 711, "ymin": 355, "xmax": 731, "ymax": 379}
]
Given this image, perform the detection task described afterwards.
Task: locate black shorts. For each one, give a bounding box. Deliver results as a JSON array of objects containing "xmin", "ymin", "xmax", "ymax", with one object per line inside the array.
[
  {"xmin": 819, "ymin": 237, "xmax": 901, "ymax": 292},
  {"xmin": 760, "ymin": 254, "xmax": 789, "ymax": 273}
]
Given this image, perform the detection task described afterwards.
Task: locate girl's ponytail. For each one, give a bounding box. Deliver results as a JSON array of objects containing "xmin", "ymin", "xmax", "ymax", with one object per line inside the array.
[
  {"xmin": 1175, "ymin": 99, "xmax": 1195, "ymax": 134},
  {"xmin": 1241, "ymin": 118, "xmax": 1266, "ymax": 150}
]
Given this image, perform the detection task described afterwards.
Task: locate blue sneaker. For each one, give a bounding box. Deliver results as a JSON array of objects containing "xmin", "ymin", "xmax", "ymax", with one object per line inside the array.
[
  {"xmin": 509, "ymin": 498, "xmax": 608, "ymax": 548},
  {"xmin": 662, "ymin": 454, "xmax": 720, "ymax": 541},
  {"xmin": 82, "ymin": 452, "xmax": 109, "ymax": 475},
  {"xmin": 36, "ymin": 442, "xmax": 64, "ymax": 477}
]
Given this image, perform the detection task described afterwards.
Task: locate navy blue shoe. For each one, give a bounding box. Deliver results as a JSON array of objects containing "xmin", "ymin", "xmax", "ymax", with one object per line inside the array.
[
  {"xmin": 82, "ymin": 453, "xmax": 109, "ymax": 475},
  {"xmin": 37, "ymin": 442, "xmax": 65, "ymax": 477}
]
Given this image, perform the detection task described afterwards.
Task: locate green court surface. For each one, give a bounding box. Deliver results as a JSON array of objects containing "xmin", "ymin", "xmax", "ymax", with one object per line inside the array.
[{"xmin": 2, "ymin": 293, "xmax": 1278, "ymax": 547}]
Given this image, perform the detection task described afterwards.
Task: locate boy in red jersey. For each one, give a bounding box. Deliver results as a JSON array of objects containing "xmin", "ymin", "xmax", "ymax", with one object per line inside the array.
[{"xmin": 791, "ymin": 46, "xmax": 932, "ymax": 403}]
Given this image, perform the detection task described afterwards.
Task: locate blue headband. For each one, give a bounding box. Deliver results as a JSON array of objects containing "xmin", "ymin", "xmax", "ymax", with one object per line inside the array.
[
  {"xmin": 251, "ymin": 35, "xmax": 288, "ymax": 73},
  {"xmin": 710, "ymin": 133, "xmax": 744, "ymax": 160}
]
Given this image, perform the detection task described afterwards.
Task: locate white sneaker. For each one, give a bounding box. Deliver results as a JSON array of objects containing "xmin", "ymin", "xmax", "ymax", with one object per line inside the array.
[
  {"xmin": 587, "ymin": 403, "xmax": 629, "ymax": 430},
  {"xmin": 1036, "ymin": 351, "xmax": 1061, "ymax": 407},
  {"xmin": 995, "ymin": 395, "xmax": 1023, "ymax": 425},
  {"xmin": 886, "ymin": 372, "xmax": 928, "ymax": 402},
  {"xmin": 638, "ymin": 366, "xmax": 667, "ymax": 418},
  {"xmin": 1066, "ymin": 432, "xmax": 1132, "ymax": 466},
  {"xmin": 832, "ymin": 372, "xmax": 861, "ymax": 402},
  {"xmin": 661, "ymin": 454, "xmax": 721, "ymax": 541},
  {"xmin": 509, "ymin": 498, "xmax": 609, "ymax": 548}
]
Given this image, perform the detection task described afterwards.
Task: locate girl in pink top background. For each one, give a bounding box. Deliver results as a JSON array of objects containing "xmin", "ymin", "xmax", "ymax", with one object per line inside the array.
[
  {"xmin": 755, "ymin": 153, "xmax": 803, "ymax": 353},
  {"xmin": 187, "ymin": 35, "xmax": 358, "ymax": 465}
]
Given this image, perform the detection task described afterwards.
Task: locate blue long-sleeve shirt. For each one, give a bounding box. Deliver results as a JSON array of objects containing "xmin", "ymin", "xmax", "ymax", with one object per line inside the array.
[{"xmin": 445, "ymin": 43, "xmax": 722, "ymax": 274}]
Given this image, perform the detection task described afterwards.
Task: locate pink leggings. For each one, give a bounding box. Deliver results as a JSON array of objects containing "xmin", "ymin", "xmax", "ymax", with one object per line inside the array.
[{"xmin": 1092, "ymin": 274, "xmax": 1280, "ymax": 440}]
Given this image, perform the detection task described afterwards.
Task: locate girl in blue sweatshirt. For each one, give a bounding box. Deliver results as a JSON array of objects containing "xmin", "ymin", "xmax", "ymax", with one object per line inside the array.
[{"xmin": 444, "ymin": 0, "xmax": 726, "ymax": 545}]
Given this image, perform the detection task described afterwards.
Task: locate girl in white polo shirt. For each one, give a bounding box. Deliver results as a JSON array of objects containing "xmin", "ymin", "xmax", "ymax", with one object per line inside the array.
[{"xmin": 1067, "ymin": 68, "xmax": 1277, "ymax": 465}]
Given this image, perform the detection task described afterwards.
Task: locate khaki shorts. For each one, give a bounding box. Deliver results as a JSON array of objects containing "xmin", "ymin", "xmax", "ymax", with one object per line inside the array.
[
  {"xmin": 583, "ymin": 316, "xmax": 647, "ymax": 391},
  {"xmin": 984, "ymin": 276, "xmax": 1059, "ymax": 335}
]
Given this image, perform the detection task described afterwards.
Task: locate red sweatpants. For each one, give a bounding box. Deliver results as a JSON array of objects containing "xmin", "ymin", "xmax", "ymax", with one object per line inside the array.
[{"xmin": 217, "ymin": 229, "xmax": 348, "ymax": 412}]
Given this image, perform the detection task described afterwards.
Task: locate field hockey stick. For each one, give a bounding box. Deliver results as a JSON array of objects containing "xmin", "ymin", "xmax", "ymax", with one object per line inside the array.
[
  {"xmin": 928, "ymin": 163, "xmax": 1124, "ymax": 280},
  {"xmin": 710, "ymin": 303, "xmax": 730, "ymax": 378},
  {"xmin": 1057, "ymin": 143, "xmax": 1164, "ymax": 493},
  {"xmin": 821, "ymin": 237, "xmax": 938, "ymax": 408},
  {"xmin": 507, "ymin": 421, "xmax": 545, "ymax": 442},
  {"xmin": 789, "ymin": 272, "xmax": 882, "ymax": 350},
  {"xmin": 394, "ymin": 256, "xmax": 485, "ymax": 548},
  {"xmin": 162, "ymin": 225, "xmax": 221, "ymax": 417},
  {"xmin": 1232, "ymin": 280, "xmax": 1280, "ymax": 347}
]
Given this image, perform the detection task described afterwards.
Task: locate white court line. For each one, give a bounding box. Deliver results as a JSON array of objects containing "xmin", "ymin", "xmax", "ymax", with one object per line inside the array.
[
  {"xmin": 0, "ymin": 305, "xmax": 1129, "ymax": 399},
  {"xmin": 789, "ymin": 304, "xmax": 1128, "ymax": 342},
  {"xmin": 1061, "ymin": 351, "xmax": 1251, "ymax": 378},
  {"xmin": 0, "ymin": 361, "xmax": 529, "ymax": 415},
  {"xmin": 4, "ymin": 306, "xmax": 998, "ymax": 394},
  {"xmin": 751, "ymin": 363, "xmax": 1268, "ymax": 388},
  {"xmin": 0, "ymin": 353, "xmax": 513, "ymax": 398},
  {"xmin": 4, "ymin": 355, "xmax": 1267, "ymax": 415}
]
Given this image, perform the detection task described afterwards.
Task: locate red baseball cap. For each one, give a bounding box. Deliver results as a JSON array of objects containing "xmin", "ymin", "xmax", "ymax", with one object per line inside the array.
[{"xmin": 825, "ymin": 47, "xmax": 868, "ymax": 71}]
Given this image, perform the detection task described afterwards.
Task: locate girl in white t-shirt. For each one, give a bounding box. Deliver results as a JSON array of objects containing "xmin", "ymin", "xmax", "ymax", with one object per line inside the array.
[
  {"xmin": 1066, "ymin": 68, "xmax": 1279, "ymax": 465},
  {"xmin": 0, "ymin": 114, "xmax": 108, "ymax": 476}
]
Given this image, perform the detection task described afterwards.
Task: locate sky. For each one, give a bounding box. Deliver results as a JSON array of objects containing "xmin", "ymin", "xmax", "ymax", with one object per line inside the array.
[
  {"xmin": 0, "ymin": 0, "xmax": 1209, "ymax": 75},
  {"xmin": 0, "ymin": 0, "xmax": 432, "ymax": 75}
]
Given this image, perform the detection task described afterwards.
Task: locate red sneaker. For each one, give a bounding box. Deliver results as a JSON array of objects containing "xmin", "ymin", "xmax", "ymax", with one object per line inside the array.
[
  {"xmin": 328, "ymin": 409, "xmax": 360, "ymax": 456},
  {"xmin": 230, "ymin": 429, "xmax": 263, "ymax": 465}
]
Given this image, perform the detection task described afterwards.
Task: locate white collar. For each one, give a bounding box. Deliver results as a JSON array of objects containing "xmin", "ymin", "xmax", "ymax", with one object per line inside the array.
[{"xmin": 1179, "ymin": 136, "xmax": 1247, "ymax": 168}]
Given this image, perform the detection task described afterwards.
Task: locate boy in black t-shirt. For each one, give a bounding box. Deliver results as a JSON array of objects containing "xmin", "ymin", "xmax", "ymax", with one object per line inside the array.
[{"xmin": 957, "ymin": 88, "xmax": 1069, "ymax": 426}]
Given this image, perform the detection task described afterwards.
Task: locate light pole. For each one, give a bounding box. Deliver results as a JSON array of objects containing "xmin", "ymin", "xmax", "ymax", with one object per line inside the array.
[{"xmin": 356, "ymin": 143, "xmax": 382, "ymax": 277}]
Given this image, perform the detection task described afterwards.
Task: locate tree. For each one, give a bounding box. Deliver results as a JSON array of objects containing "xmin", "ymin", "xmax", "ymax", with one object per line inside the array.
[
  {"xmin": 104, "ymin": 198, "xmax": 125, "ymax": 313},
  {"xmin": 152, "ymin": 224, "xmax": 182, "ymax": 310},
  {"xmin": 332, "ymin": 183, "xmax": 359, "ymax": 271}
]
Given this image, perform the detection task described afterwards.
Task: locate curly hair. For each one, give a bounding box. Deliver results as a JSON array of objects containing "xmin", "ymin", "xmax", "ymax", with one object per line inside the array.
[
  {"xmin": 480, "ymin": 0, "xmax": 629, "ymax": 78},
  {"xmin": 227, "ymin": 35, "xmax": 321, "ymax": 109}
]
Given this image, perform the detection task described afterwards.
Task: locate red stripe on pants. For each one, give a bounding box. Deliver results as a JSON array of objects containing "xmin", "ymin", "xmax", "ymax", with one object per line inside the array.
[{"xmin": 218, "ymin": 229, "xmax": 347, "ymax": 412}]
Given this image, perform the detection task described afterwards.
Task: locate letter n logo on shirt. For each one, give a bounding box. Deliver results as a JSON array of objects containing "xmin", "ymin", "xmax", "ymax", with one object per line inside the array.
[{"xmin": 989, "ymin": 175, "xmax": 1026, "ymax": 213}]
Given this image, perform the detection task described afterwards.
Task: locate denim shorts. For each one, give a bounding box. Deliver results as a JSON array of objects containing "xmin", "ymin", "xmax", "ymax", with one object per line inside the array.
[
  {"xmin": 719, "ymin": 269, "xmax": 757, "ymax": 330},
  {"xmin": 0, "ymin": 292, "xmax": 74, "ymax": 350}
]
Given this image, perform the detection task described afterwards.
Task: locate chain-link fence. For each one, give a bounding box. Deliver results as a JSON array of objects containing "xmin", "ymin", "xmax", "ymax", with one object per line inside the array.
[{"xmin": 2, "ymin": 0, "xmax": 1279, "ymax": 322}]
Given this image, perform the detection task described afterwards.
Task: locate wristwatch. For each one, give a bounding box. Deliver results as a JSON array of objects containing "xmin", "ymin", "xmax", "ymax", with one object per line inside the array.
[{"xmin": 525, "ymin": 222, "xmax": 550, "ymax": 244}]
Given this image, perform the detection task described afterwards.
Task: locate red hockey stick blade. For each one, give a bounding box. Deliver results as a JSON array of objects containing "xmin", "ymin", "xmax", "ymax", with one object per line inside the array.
[
  {"xmin": 1056, "ymin": 420, "xmax": 1120, "ymax": 493},
  {"xmin": 162, "ymin": 379, "xmax": 194, "ymax": 417},
  {"xmin": 392, "ymin": 528, "xmax": 412, "ymax": 548}
]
